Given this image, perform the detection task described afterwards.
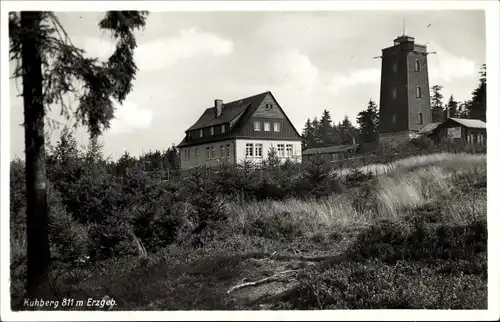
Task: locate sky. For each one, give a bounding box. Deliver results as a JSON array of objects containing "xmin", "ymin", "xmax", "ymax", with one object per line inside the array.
[{"xmin": 8, "ymin": 10, "xmax": 486, "ymax": 160}]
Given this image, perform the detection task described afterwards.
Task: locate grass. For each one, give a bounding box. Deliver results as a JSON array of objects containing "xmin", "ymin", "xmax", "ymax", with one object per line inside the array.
[
  {"xmin": 10, "ymin": 152, "xmax": 488, "ymax": 310},
  {"xmin": 337, "ymin": 152, "xmax": 486, "ymax": 177}
]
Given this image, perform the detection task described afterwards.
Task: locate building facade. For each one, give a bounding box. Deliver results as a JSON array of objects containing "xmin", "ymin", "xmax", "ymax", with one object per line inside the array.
[
  {"xmin": 378, "ymin": 34, "xmax": 432, "ymax": 146},
  {"xmin": 177, "ymin": 91, "xmax": 302, "ymax": 170}
]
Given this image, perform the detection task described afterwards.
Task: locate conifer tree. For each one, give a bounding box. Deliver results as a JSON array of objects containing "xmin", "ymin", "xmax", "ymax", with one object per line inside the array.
[{"xmin": 9, "ymin": 11, "xmax": 148, "ymax": 298}]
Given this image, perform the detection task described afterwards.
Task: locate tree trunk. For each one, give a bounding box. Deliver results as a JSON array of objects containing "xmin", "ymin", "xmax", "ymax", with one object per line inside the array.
[{"xmin": 21, "ymin": 11, "xmax": 51, "ymax": 299}]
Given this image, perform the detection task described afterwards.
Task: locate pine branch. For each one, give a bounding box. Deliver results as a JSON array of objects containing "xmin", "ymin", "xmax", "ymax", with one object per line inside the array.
[{"xmin": 9, "ymin": 11, "xmax": 149, "ymax": 138}]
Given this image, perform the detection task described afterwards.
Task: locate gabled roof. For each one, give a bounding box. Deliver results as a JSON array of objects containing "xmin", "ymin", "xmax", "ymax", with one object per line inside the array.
[
  {"xmin": 302, "ymin": 144, "xmax": 360, "ymax": 155},
  {"xmin": 448, "ymin": 118, "xmax": 486, "ymax": 129},
  {"xmin": 186, "ymin": 92, "xmax": 269, "ymax": 132},
  {"xmin": 419, "ymin": 122, "xmax": 441, "ymax": 134},
  {"xmin": 420, "ymin": 118, "xmax": 486, "ymax": 136},
  {"xmin": 178, "ymin": 91, "xmax": 302, "ymax": 148}
]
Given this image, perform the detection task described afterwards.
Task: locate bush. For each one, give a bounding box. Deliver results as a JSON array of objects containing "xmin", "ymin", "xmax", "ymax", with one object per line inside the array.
[
  {"xmin": 286, "ymin": 259, "xmax": 486, "ymax": 309},
  {"xmin": 10, "ymin": 158, "xmax": 26, "ymax": 221},
  {"xmin": 49, "ymin": 204, "xmax": 90, "ymax": 263},
  {"xmin": 130, "ymin": 180, "xmax": 183, "ymax": 251},
  {"xmin": 296, "ymin": 155, "xmax": 344, "ymax": 199},
  {"xmin": 346, "ymin": 218, "xmax": 487, "ymax": 264},
  {"xmin": 87, "ymin": 216, "xmax": 136, "ymax": 262},
  {"xmin": 343, "ymin": 167, "xmax": 374, "ymax": 188},
  {"xmin": 245, "ymin": 210, "xmax": 304, "ymax": 240},
  {"xmin": 182, "ymin": 166, "xmax": 229, "ymax": 243},
  {"xmin": 58, "ymin": 165, "xmax": 123, "ymax": 224}
]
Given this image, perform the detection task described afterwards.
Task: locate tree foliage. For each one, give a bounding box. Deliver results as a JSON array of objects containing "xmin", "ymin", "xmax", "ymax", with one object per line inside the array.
[
  {"xmin": 467, "ymin": 64, "xmax": 486, "ymax": 122},
  {"xmin": 431, "ymin": 85, "xmax": 445, "ymax": 123},
  {"xmin": 445, "ymin": 95, "xmax": 459, "ymax": 119},
  {"xmin": 302, "ymin": 111, "xmax": 358, "ymax": 149},
  {"xmin": 10, "ymin": 11, "xmax": 149, "ymax": 137},
  {"xmin": 357, "ymin": 99, "xmax": 379, "ymax": 143}
]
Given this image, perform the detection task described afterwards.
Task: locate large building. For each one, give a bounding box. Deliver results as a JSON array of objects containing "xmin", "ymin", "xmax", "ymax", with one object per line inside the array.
[
  {"xmin": 177, "ymin": 91, "xmax": 302, "ymax": 170},
  {"xmin": 378, "ymin": 34, "xmax": 432, "ymax": 146}
]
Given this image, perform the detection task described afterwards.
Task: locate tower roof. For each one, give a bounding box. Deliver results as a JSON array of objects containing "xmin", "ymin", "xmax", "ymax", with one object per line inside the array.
[{"xmin": 394, "ymin": 35, "xmax": 415, "ymax": 44}]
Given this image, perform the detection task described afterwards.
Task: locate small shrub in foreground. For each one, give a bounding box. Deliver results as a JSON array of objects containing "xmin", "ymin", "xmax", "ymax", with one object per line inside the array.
[
  {"xmin": 346, "ymin": 218, "xmax": 487, "ymax": 265},
  {"xmin": 286, "ymin": 259, "xmax": 487, "ymax": 309}
]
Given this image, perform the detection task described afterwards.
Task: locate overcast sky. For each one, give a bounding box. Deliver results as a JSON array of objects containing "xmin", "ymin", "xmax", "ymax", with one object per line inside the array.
[{"xmin": 9, "ymin": 10, "xmax": 485, "ymax": 160}]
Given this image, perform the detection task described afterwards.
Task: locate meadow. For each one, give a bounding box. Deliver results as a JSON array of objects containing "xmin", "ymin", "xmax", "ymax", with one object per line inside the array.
[{"xmin": 9, "ymin": 136, "xmax": 487, "ymax": 310}]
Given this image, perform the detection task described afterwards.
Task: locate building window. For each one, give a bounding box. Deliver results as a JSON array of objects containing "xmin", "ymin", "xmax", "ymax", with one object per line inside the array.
[
  {"xmin": 264, "ymin": 122, "xmax": 271, "ymax": 131},
  {"xmin": 392, "ymin": 114, "xmax": 397, "ymax": 125},
  {"xmin": 200, "ymin": 129, "xmax": 203, "ymax": 138},
  {"xmin": 273, "ymin": 122, "xmax": 280, "ymax": 132},
  {"xmin": 187, "ymin": 149, "xmax": 190, "ymax": 160},
  {"xmin": 210, "ymin": 146, "xmax": 215, "ymax": 159},
  {"xmin": 392, "ymin": 87, "xmax": 397, "ymax": 99},
  {"xmin": 210, "ymin": 127, "xmax": 214, "ymax": 135},
  {"xmin": 265, "ymin": 104, "xmax": 273, "ymax": 110},
  {"xmin": 415, "ymin": 59, "xmax": 421, "ymax": 72},
  {"xmin": 277, "ymin": 144, "xmax": 285, "ymax": 157},
  {"xmin": 221, "ymin": 124, "xmax": 225, "ymax": 134},
  {"xmin": 255, "ymin": 143, "xmax": 263, "ymax": 157},
  {"xmin": 246, "ymin": 143, "xmax": 254, "ymax": 157},
  {"xmin": 205, "ymin": 147, "xmax": 210, "ymax": 160},
  {"xmin": 285, "ymin": 144, "xmax": 293, "ymax": 158},
  {"xmin": 392, "ymin": 61, "xmax": 397, "ymax": 73},
  {"xmin": 254, "ymin": 121, "xmax": 261, "ymax": 131},
  {"xmin": 416, "ymin": 86, "xmax": 422, "ymax": 98},
  {"xmin": 195, "ymin": 148, "xmax": 199, "ymax": 156},
  {"xmin": 226, "ymin": 144, "xmax": 230, "ymax": 158},
  {"xmin": 418, "ymin": 113, "xmax": 423, "ymax": 125},
  {"xmin": 220, "ymin": 145, "xmax": 225, "ymax": 158}
]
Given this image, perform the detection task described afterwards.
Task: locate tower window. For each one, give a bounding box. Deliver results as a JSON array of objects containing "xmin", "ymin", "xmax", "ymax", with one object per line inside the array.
[
  {"xmin": 392, "ymin": 88, "xmax": 397, "ymax": 99},
  {"xmin": 418, "ymin": 113, "xmax": 423, "ymax": 125},
  {"xmin": 392, "ymin": 114, "xmax": 397, "ymax": 125},
  {"xmin": 415, "ymin": 59, "xmax": 421, "ymax": 72},
  {"xmin": 392, "ymin": 61, "xmax": 397, "ymax": 73},
  {"xmin": 416, "ymin": 86, "xmax": 422, "ymax": 98}
]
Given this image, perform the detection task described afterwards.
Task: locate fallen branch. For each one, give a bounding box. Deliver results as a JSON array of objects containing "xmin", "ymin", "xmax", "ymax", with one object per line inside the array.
[{"xmin": 227, "ymin": 270, "xmax": 299, "ymax": 294}]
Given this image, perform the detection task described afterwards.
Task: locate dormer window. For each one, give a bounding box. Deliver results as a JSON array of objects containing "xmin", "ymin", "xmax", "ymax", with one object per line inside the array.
[
  {"xmin": 210, "ymin": 127, "xmax": 214, "ymax": 136},
  {"xmin": 200, "ymin": 129, "xmax": 203, "ymax": 138}
]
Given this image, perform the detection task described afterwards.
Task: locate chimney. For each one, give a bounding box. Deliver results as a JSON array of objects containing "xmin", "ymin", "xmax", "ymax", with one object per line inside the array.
[{"xmin": 215, "ymin": 99, "xmax": 223, "ymax": 118}]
